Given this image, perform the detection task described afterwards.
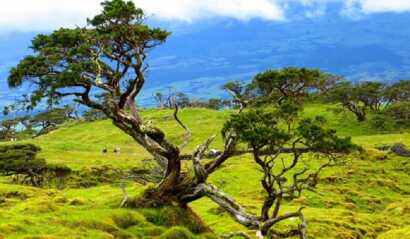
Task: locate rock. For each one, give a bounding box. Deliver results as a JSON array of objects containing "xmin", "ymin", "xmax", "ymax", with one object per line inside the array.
[{"xmin": 391, "ymin": 143, "xmax": 410, "ymax": 157}]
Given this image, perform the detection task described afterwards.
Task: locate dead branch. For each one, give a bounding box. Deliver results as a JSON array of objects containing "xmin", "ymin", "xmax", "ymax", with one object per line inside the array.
[{"xmin": 173, "ymin": 100, "xmax": 192, "ymax": 150}]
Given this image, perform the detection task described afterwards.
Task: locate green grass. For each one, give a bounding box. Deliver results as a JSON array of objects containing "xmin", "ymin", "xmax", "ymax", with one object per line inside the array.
[{"xmin": 1, "ymin": 105, "xmax": 410, "ymax": 238}]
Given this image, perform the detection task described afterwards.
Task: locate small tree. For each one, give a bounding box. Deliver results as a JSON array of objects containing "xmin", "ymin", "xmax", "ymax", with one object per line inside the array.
[
  {"xmin": 326, "ymin": 82, "xmax": 368, "ymax": 122},
  {"xmin": 30, "ymin": 107, "xmax": 75, "ymax": 136},
  {"xmin": 326, "ymin": 81, "xmax": 395, "ymax": 122},
  {"xmin": 223, "ymin": 80, "xmax": 251, "ymax": 110},
  {"xmin": 82, "ymin": 108, "xmax": 107, "ymax": 122},
  {"xmin": 206, "ymin": 98, "xmax": 223, "ymax": 110},
  {"xmin": 356, "ymin": 81, "xmax": 386, "ymax": 111},
  {"xmin": 384, "ymin": 102, "xmax": 410, "ymax": 128},
  {"xmin": 0, "ymin": 119, "xmax": 19, "ymax": 141},
  {"xmin": 0, "ymin": 144, "xmax": 46, "ymax": 186},
  {"xmin": 218, "ymin": 106, "xmax": 355, "ymax": 238},
  {"xmin": 0, "ymin": 144, "xmax": 71, "ymax": 187},
  {"xmin": 251, "ymin": 68, "xmax": 338, "ymax": 105},
  {"xmin": 384, "ymin": 80, "xmax": 410, "ymax": 105}
]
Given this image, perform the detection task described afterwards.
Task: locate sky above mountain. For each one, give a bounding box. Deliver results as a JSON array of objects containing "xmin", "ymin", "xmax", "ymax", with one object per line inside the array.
[
  {"xmin": 1, "ymin": 0, "xmax": 410, "ymax": 31},
  {"xmin": 1, "ymin": 0, "xmax": 410, "ymax": 107}
]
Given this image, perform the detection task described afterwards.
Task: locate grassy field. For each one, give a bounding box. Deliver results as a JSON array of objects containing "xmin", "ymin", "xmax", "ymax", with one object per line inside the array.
[{"xmin": 0, "ymin": 105, "xmax": 409, "ymax": 239}]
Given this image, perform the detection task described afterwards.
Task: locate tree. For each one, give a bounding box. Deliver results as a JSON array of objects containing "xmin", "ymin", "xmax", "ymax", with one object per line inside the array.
[
  {"xmin": 153, "ymin": 92, "xmax": 166, "ymax": 108},
  {"xmin": 0, "ymin": 144, "xmax": 46, "ymax": 186},
  {"xmin": 356, "ymin": 81, "xmax": 386, "ymax": 111},
  {"xmin": 7, "ymin": 0, "xmax": 238, "ymax": 203},
  {"xmin": 326, "ymin": 81, "xmax": 390, "ymax": 122},
  {"xmin": 30, "ymin": 106, "xmax": 75, "ymax": 136},
  {"xmin": 0, "ymin": 144, "xmax": 71, "ymax": 187},
  {"xmin": 82, "ymin": 108, "xmax": 107, "ymax": 122},
  {"xmin": 217, "ymin": 105, "xmax": 355, "ymax": 238},
  {"xmin": 0, "ymin": 119, "xmax": 19, "ymax": 141},
  {"xmin": 250, "ymin": 68, "xmax": 338, "ymax": 105},
  {"xmin": 206, "ymin": 98, "xmax": 223, "ymax": 110},
  {"xmin": 326, "ymin": 82, "xmax": 367, "ymax": 122},
  {"xmin": 222, "ymin": 80, "xmax": 251, "ymax": 110},
  {"xmin": 8, "ymin": 2, "xmax": 357, "ymax": 237},
  {"xmin": 384, "ymin": 80, "xmax": 410, "ymax": 105},
  {"xmin": 384, "ymin": 102, "xmax": 410, "ymax": 128}
]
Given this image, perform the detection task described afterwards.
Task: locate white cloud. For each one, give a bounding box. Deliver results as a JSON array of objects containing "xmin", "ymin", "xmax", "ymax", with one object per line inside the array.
[
  {"xmin": 0, "ymin": 0, "xmax": 410, "ymax": 32},
  {"xmin": 0, "ymin": 0, "xmax": 284, "ymax": 32},
  {"xmin": 136, "ymin": 0, "xmax": 284, "ymax": 21},
  {"xmin": 354, "ymin": 0, "xmax": 410, "ymax": 13}
]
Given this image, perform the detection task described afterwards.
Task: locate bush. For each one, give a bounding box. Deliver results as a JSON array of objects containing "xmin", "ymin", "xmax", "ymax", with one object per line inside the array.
[
  {"xmin": 0, "ymin": 144, "xmax": 71, "ymax": 187},
  {"xmin": 141, "ymin": 206, "xmax": 209, "ymax": 234},
  {"xmin": 0, "ymin": 144, "xmax": 46, "ymax": 186},
  {"xmin": 369, "ymin": 113, "xmax": 394, "ymax": 131},
  {"xmin": 385, "ymin": 102, "xmax": 410, "ymax": 128},
  {"xmin": 112, "ymin": 211, "xmax": 144, "ymax": 229},
  {"xmin": 159, "ymin": 227, "xmax": 196, "ymax": 239}
]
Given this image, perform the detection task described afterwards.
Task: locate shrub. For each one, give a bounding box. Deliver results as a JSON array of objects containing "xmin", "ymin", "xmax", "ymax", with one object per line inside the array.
[
  {"xmin": 159, "ymin": 227, "xmax": 196, "ymax": 239},
  {"xmin": 0, "ymin": 144, "xmax": 71, "ymax": 187},
  {"xmin": 141, "ymin": 206, "xmax": 209, "ymax": 234},
  {"xmin": 112, "ymin": 211, "xmax": 144, "ymax": 229},
  {"xmin": 369, "ymin": 113, "xmax": 394, "ymax": 131},
  {"xmin": 385, "ymin": 102, "xmax": 410, "ymax": 128},
  {"xmin": 0, "ymin": 144, "xmax": 46, "ymax": 186}
]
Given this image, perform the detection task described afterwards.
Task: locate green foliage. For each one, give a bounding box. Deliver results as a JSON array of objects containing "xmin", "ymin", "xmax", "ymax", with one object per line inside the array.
[
  {"xmin": 0, "ymin": 119, "xmax": 19, "ymax": 141},
  {"xmin": 384, "ymin": 101, "xmax": 410, "ymax": 128},
  {"xmin": 325, "ymin": 79, "xmax": 410, "ymax": 124},
  {"xmin": 0, "ymin": 144, "xmax": 45, "ymax": 175},
  {"xmin": 251, "ymin": 67, "xmax": 336, "ymax": 104},
  {"xmin": 0, "ymin": 144, "xmax": 71, "ymax": 187},
  {"xmin": 82, "ymin": 108, "xmax": 107, "ymax": 122},
  {"xmin": 7, "ymin": 0, "xmax": 170, "ymax": 112},
  {"xmin": 222, "ymin": 109, "xmax": 289, "ymax": 148},
  {"xmin": 223, "ymin": 107, "xmax": 354, "ymax": 154},
  {"xmin": 111, "ymin": 211, "xmax": 145, "ymax": 229},
  {"xmin": 297, "ymin": 117, "xmax": 356, "ymax": 153},
  {"xmin": 384, "ymin": 80, "xmax": 410, "ymax": 103},
  {"xmin": 369, "ymin": 113, "xmax": 394, "ymax": 131}
]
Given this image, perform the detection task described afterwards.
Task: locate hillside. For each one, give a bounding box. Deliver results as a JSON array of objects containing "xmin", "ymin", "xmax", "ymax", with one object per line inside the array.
[{"xmin": 1, "ymin": 105, "xmax": 410, "ymax": 239}]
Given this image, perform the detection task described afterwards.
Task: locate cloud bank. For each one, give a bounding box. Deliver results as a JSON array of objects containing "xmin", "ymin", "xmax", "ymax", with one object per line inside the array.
[{"xmin": 0, "ymin": 0, "xmax": 410, "ymax": 32}]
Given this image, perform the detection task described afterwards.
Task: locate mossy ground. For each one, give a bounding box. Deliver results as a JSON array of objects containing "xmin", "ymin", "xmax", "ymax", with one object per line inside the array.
[{"xmin": 0, "ymin": 105, "xmax": 409, "ymax": 238}]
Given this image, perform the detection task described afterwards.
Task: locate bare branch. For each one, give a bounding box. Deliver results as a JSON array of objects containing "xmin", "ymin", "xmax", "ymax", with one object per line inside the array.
[{"xmin": 173, "ymin": 101, "xmax": 192, "ymax": 150}]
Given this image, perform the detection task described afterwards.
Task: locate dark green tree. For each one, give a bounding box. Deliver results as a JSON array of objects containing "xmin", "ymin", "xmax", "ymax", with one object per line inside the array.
[
  {"xmin": 0, "ymin": 119, "xmax": 19, "ymax": 141},
  {"xmin": 384, "ymin": 80, "xmax": 410, "ymax": 105},
  {"xmin": 326, "ymin": 81, "xmax": 367, "ymax": 122},
  {"xmin": 0, "ymin": 144, "xmax": 71, "ymax": 187},
  {"xmin": 326, "ymin": 81, "xmax": 390, "ymax": 122},
  {"xmin": 216, "ymin": 105, "xmax": 356, "ymax": 238},
  {"xmin": 206, "ymin": 98, "xmax": 223, "ymax": 110},
  {"xmin": 222, "ymin": 80, "xmax": 251, "ymax": 110},
  {"xmin": 7, "ymin": 0, "xmax": 239, "ymax": 203},
  {"xmin": 0, "ymin": 144, "xmax": 46, "ymax": 186},
  {"xmin": 384, "ymin": 102, "xmax": 410, "ymax": 128},
  {"xmin": 82, "ymin": 108, "xmax": 107, "ymax": 122},
  {"xmin": 30, "ymin": 106, "xmax": 75, "ymax": 136},
  {"xmin": 251, "ymin": 67, "xmax": 338, "ymax": 105}
]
